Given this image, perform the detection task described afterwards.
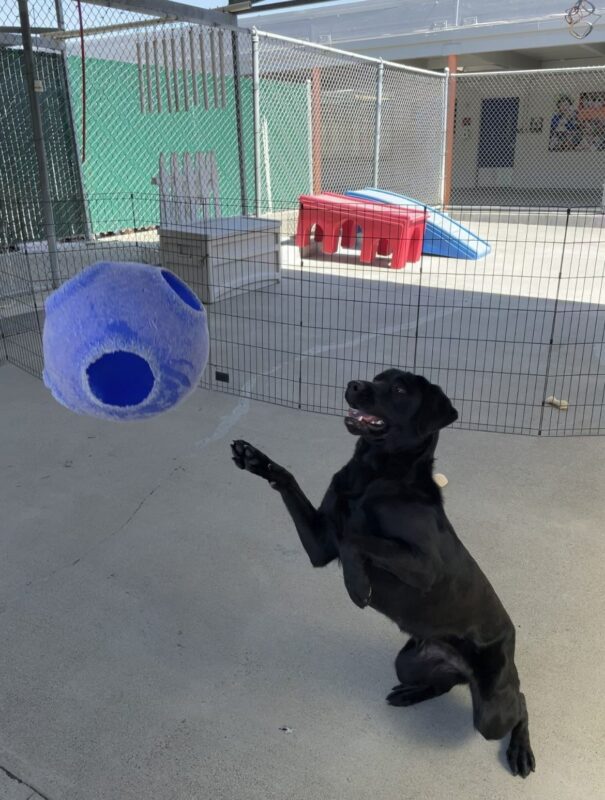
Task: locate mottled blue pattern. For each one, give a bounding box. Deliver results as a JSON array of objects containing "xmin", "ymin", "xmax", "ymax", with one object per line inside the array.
[{"xmin": 43, "ymin": 262, "xmax": 209, "ymax": 421}]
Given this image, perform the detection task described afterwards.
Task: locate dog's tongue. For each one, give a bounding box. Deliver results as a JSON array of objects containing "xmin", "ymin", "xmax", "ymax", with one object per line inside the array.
[{"xmin": 347, "ymin": 408, "xmax": 383, "ymax": 424}]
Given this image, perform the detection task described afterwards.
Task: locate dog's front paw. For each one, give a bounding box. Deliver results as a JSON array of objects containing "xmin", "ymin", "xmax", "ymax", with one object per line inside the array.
[
  {"xmin": 506, "ymin": 736, "xmax": 535, "ymax": 778},
  {"xmin": 231, "ymin": 440, "xmax": 272, "ymax": 478},
  {"xmin": 231, "ymin": 441, "xmax": 289, "ymax": 489}
]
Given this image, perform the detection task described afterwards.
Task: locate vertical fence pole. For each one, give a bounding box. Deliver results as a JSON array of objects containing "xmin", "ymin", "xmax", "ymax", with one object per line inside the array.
[
  {"xmin": 251, "ymin": 28, "xmax": 262, "ymax": 217},
  {"xmin": 311, "ymin": 67, "xmax": 322, "ymax": 194},
  {"xmin": 306, "ymin": 78, "xmax": 313, "ymax": 194},
  {"xmin": 442, "ymin": 55, "xmax": 457, "ymax": 208},
  {"xmin": 17, "ymin": 198, "xmax": 45, "ymax": 370},
  {"xmin": 136, "ymin": 40, "xmax": 145, "ymax": 113},
  {"xmin": 18, "ymin": 0, "xmax": 60, "ymax": 289},
  {"xmin": 538, "ymin": 208, "xmax": 571, "ymax": 436},
  {"xmin": 54, "ymin": 0, "xmax": 93, "ymax": 241},
  {"xmin": 0, "ymin": 319, "xmax": 7, "ymax": 364},
  {"xmin": 231, "ymin": 30, "xmax": 247, "ymax": 215},
  {"xmin": 372, "ymin": 59, "xmax": 384, "ymax": 188},
  {"xmin": 439, "ymin": 67, "xmax": 449, "ymax": 208}
]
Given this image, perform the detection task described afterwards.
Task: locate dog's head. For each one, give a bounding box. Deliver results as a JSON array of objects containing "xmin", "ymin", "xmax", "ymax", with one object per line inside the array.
[{"xmin": 344, "ymin": 369, "xmax": 458, "ymax": 449}]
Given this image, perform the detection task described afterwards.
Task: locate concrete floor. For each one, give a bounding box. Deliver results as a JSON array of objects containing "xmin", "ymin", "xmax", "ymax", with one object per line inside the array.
[{"xmin": 1, "ymin": 364, "xmax": 604, "ymax": 800}]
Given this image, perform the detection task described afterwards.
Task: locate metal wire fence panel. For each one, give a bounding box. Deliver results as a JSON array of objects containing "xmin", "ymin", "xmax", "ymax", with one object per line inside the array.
[
  {"xmin": 256, "ymin": 33, "xmax": 378, "ymax": 200},
  {"xmin": 0, "ymin": 213, "xmax": 45, "ymax": 378},
  {"xmin": 0, "ymin": 47, "xmax": 86, "ymax": 246},
  {"xmin": 62, "ymin": 20, "xmax": 255, "ymax": 232},
  {"xmin": 378, "ymin": 64, "xmax": 446, "ymax": 206},
  {"xmin": 2, "ymin": 3, "xmax": 605, "ymax": 435},
  {"xmin": 2, "ymin": 191, "xmax": 605, "ymax": 436},
  {"xmin": 199, "ymin": 201, "xmax": 605, "ymax": 436},
  {"xmin": 451, "ymin": 67, "xmax": 605, "ymax": 208},
  {"xmin": 256, "ymin": 33, "xmax": 447, "ymax": 206},
  {"xmin": 255, "ymin": 38, "xmax": 313, "ymax": 208}
]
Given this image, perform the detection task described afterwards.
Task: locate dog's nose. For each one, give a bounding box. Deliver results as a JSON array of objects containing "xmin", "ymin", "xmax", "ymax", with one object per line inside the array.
[{"xmin": 348, "ymin": 381, "xmax": 363, "ymax": 394}]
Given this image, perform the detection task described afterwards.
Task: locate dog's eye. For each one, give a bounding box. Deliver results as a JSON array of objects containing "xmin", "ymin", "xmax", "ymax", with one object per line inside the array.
[{"xmin": 394, "ymin": 385, "xmax": 406, "ymax": 395}]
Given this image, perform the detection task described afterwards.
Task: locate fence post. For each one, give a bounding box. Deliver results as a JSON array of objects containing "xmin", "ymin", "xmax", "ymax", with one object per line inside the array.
[
  {"xmin": 441, "ymin": 56, "xmax": 457, "ymax": 208},
  {"xmin": 306, "ymin": 79, "xmax": 313, "ymax": 194},
  {"xmin": 54, "ymin": 0, "xmax": 93, "ymax": 241},
  {"xmin": 372, "ymin": 59, "xmax": 384, "ymax": 188},
  {"xmin": 251, "ymin": 27, "xmax": 262, "ymax": 217},
  {"xmin": 439, "ymin": 67, "xmax": 449, "ymax": 208},
  {"xmin": 17, "ymin": 0, "xmax": 60, "ymax": 289},
  {"xmin": 231, "ymin": 30, "xmax": 248, "ymax": 215},
  {"xmin": 310, "ymin": 67, "xmax": 322, "ymax": 194}
]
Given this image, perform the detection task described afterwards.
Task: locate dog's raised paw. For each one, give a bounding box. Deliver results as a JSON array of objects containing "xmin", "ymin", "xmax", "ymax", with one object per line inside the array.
[
  {"xmin": 231, "ymin": 440, "xmax": 247, "ymax": 469},
  {"xmin": 231, "ymin": 441, "xmax": 279, "ymax": 483}
]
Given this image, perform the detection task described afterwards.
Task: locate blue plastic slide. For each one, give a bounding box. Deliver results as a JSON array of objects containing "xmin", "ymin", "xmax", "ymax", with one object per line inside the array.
[{"xmin": 346, "ymin": 188, "xmax": 491, "ymax": 260}]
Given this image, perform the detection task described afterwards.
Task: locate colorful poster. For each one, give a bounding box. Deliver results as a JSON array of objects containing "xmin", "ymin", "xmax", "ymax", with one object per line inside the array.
[
  {"xmin": 549, "ymin": 92, "xmax": 605, "ymax": 152},
  {"xmin": 577, "ymin": 91, "xmax": 605, "ymax": 151}
]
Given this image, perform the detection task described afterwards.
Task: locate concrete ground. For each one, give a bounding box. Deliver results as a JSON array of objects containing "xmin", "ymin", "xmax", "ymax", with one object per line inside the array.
[{"xmin": 1, "ymin": 364, "xmax": 604, "ymax": 800}]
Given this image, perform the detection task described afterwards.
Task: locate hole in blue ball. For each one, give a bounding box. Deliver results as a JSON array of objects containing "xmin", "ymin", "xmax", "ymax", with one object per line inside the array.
[
  {"xmin": 161, "ymin": 270, "xmax": 202, "ymax": 311},
  {"xmin": 87, "ymin": 351, "xmax": 155, "ymax": 407}
]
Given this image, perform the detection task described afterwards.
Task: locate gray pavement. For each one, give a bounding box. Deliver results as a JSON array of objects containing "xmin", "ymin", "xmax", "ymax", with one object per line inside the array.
[{"xmin": 1, "ymin": 364, "xmax": 604, "ymax": 799}]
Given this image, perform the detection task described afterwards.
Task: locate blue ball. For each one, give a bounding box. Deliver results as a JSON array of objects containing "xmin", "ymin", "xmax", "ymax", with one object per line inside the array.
[{"xmin": 43, "ymin": 262, "xmax": 209, "ymax": 420}]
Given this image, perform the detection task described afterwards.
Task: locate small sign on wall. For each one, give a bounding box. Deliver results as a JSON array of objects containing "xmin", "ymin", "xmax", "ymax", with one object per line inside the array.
[{"xmin": 529, "ymin": 117, "xmax": 543, "ymax": 133}]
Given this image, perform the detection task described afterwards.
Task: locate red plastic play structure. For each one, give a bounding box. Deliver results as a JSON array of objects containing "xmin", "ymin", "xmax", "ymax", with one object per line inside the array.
[{"xmin": 295, "ymin": 192, "xmax": 428, "ymax": 268}]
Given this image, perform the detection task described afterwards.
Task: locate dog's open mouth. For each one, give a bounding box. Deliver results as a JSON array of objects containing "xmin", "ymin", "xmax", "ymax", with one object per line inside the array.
[{"xmin": 345, "ymin": 408, "xmax": 386, "ymax": 433}]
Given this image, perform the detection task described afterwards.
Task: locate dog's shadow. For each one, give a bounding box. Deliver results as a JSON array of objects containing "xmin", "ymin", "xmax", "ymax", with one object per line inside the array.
[
  {"xmin": 382, "ymin": 686, "xmax": 475, "ymax": 748},
  {"xmin": 317, "ymin": 634, "xmax": 476, "ymax": 750}
]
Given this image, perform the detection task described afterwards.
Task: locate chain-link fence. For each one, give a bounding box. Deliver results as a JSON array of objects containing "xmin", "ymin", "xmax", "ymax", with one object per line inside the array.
[
  {"xmin": 255, "ymin": 32, "xmax": 446, "ymax": 208},
  {"xmin": 2, "ymin": 0, "xmax": 605, "ymax": 435},
  {"xmin": 450, "ymin": 66, "xmax": 605, "ymax": 208}
]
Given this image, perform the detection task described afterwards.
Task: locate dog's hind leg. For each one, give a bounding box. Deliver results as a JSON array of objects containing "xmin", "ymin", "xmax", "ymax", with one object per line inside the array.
[
  {"xmin": 471, "ymin": 678, "xmax": 535, "ymax": 778},
  {"xmin": 469, "ymin": 642, "xmax": 535, "ymax": 779},
  {"xmin": 387, "ymin": 639, "xmax": 467, "ymax": 707}
]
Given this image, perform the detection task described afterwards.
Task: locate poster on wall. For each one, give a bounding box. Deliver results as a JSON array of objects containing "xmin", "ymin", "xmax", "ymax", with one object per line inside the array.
[{"xmin": 549, "ymin": 92, "xmax": 605, "ymax": 151}]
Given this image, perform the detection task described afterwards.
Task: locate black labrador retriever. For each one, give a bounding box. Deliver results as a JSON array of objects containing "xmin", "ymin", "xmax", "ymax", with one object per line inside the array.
[{"xmin": 231, "ymin": 369, "xmax": 535, "ymax": 778}]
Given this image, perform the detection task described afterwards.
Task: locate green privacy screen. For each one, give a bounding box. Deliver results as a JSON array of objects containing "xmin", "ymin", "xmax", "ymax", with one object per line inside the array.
[{"xmin": 66, "ymin": 54, "xmax": 310, "ymax": 233}]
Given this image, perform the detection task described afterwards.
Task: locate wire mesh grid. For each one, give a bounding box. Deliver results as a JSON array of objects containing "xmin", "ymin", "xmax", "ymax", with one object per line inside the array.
[
  {"xmin": 255, "ymin": 33, "xmax": 447, "ymax": 207},
  {"xmin": 195, "ymin": 200, "xmax": 605, "ymax": 437},
  {"xmin": 257, "ymin": 33, "xmax": 378, "ymax": 200},
  {"xmin": 378, "ymin": 63, "xmax": 446, "ymax": 205},
  {"xmin": 0, "ymin": 42, "xmax": 86, "ymax": 247},
  {"xmin": 1, "ymin": 2, "xmax": 605, "ymax": 436},
  {"xmin": 61, "ymin": 18, "xmax": 254, "ymax": 231},
  {"xmin": 4, "ymin": 193, "xmax": 603, "ymax": 436},
  {"xmin": 451, "ymin": 67, "xmax": 605, "ymax": 208}
]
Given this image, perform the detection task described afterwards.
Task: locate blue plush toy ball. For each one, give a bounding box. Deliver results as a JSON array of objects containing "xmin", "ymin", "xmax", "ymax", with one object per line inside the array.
[{"xmin": 43, "ymin": 261, "xmax": 209, "ymax": 420}]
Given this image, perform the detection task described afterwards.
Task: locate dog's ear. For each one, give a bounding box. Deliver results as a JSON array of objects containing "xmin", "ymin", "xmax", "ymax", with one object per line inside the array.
[{"xmin": 414, "ymin": 377, "xmax": 458, "ymax": 436}]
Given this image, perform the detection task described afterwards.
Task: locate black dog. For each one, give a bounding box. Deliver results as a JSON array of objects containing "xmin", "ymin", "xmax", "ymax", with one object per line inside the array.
[{"xmin": 231, "ymin": 369, "xmax": 535, "ymax": 778}]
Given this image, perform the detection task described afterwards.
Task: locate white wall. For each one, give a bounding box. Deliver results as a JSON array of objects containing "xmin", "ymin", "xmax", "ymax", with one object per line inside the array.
[{"xmin": 452, "ymin": 70, "xmax": 605, "ymax": 193}]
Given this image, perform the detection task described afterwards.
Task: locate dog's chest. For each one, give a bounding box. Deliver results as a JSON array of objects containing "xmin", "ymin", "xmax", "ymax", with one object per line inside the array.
[{"xmin": 328, "ymin": 470, "xmax": 387, "ymax": 542}]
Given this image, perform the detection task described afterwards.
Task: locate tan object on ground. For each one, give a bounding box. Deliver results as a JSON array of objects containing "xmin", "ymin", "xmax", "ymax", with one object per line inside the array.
[{"xmin": 546, "ymin": 395, "xmax": 569, "ymax": 411}]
